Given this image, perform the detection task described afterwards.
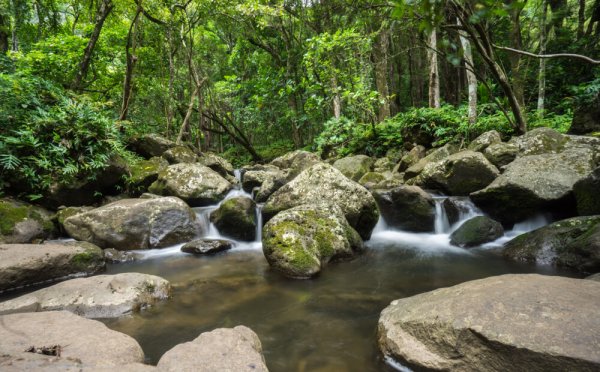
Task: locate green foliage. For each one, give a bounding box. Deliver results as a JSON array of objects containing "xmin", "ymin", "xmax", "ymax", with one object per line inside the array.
[
  {"xmin": 0, "ymin": 72, "xmax": 126, "ymax": 198},
  {"xmin": 528, "ymin": 112, "xmax": 572, "ymax": 133}
]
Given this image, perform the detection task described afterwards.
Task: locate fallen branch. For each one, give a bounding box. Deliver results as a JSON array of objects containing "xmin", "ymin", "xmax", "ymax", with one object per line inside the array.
[{"xmin": 493, "ymin": 45, "xmax": 600, "ymax": 64}]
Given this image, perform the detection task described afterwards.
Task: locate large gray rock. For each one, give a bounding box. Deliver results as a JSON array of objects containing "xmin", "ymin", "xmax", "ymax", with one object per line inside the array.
[
  {"xmin": 396, "ymin": 145, "xmax": 426, "ymax": 173},
  {"xmin": 468, "ymin": 130, "xmax": 502, "ymax": 152},
  {"xmin": 263, "ymin": 204, "xmax": 364, "ymax": 279},
  {"xmin": 373, "ymin": 186, "xmax": 434, "ymax": 232},
  {"xmin": 270, "ymin": 150, "xmax": 320, "ymax": 178},
  {"xmin": 483, "ymin": 142, "xmax": 518, "ymax": 169},
  {"xmin": 157, "ymin": 326, "xmax": 268, "ymax": 372},
  {"xmin": 503, "ymin": 216, "xmax": 600, "ymax": 273},
  {"xmin": 404, "ymin": 144, "xmax": 458, "ymax": 180},
  {"xmin": 509, "ymin": 127, "xmax": 569, "ymax": 156},
  {"xmin": 162, "ymin": 145, "xmax": 198, "ymax": 164},
  {"xmin": 569, "ymin": 92, "xmax": 600, "ymax": 135},
  {"xmin": 471, "ymin": 145, "xmax": 598, "ymax": 224},
  {"xmin": 210, "ymin": 196, "xmax": 256, "ymax": 241},
  {"xmin": 0, "ymin": 273, "xmax": 170, "ymax": 318},
  {"xmin": 197, "ymin": 152, "xmax": 236, "ymax": 180},
  {"xmin": 333, "ymin": 155, "xmax": 375, "ymax": 182},
  {"xmin": 130, "ymin": 133, "xmax": 176, "ymax": 158},
  {"xmin": 63, "ymin": 197, "xmax": 200, "ymax": 250},
  {"xmin": 574, "ymin": 167, "xmax": 600, "ymax": 216},
  {"xmin": 127, "ymin": 157, "xmax": 169, "ymax": 193},
  {"xmin": 263, "ymin": 163, "xmax": 379, "ymax": 240},
  {"xmin": 241, "ymin": 164, "xmax": 285, "ymax": 192},
  {"xmin": 418, "ymin": 151, "xmax": 500, "ymax": 195},
  {"xmin": 378, "ymin": 274, "xmax": 600, "ymax": 371},
  {"xmin": 449, "ymin": 216, "xmax": 504, "ymax": 247},
  {"xmin": 0, "ymin": 311, "xmax": 145, "ymax": 368},
  {"xmin": 181, "ymin": 239, "xmax": 233, "ymax": 255},
  {"xmin": 0, "ymin": 242, "xmax": 104, "ymax": 292},
  {"xmin": 0, "ymin": 198, "xmax": 56, "ymax": 244},
  {"xmin": 149, "ymin": 163, "xmax": 233, "ymax": 206}
]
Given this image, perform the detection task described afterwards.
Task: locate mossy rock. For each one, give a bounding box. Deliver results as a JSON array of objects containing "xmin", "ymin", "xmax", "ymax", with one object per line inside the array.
[
  {"xmin": 373, "ymin": 186, "xmax": 435, "ymax": 232},
  {"xmin": 509, "ymin": 127, "xmax": 569, "ymax": 156},
  {"xmin": 163, "ymin": 146, "xmax": 198, "ymax": 164},
  {"xmin": 0, "ymin": 199, "xmax": 56, "ymax": 243},
  {"xmin": 262, "ymin": 204, "xmax": 363, "ymax": 279},
  {"xmin": 574, "ymin": 167, "xmax": 600, "ymax": 216},
  {"xmin": 450, "ymin": 216, "xmax": 504, "ymax": 247},
  {"xmin": 404, "ymin": 144, "xmax": 458, "ymax": 180},
  {"xmin": 333, "ymin": 155, "xmax": 375, "ymax": 182},
  {"xmin": 56, "ymin": 207, "xmax": 94, "ymax": 233},
  {"xmin": 210, "ymin": 196, "xmax": 256, "ymax": 241},
  {"xmin": 504, "ymin": 216, "xmax": 600, "ymax": 273},
  {"xmin": 130, "ymin": 133, "xmax": 176, "ymax": 158},
  {"xmin": 128, "ymin": 157, "xmax": 169, "ymax": 194},
  {"xmin": 358, "ymin": 172, "xmax": 387, "ymax": 187},
  {"xmin": 468, "ymin": 130, "xmax": 502, "ymax": 152},
  {"xmin": 483, "ymin": 142, "xmax": 518, "ymax": 169}
]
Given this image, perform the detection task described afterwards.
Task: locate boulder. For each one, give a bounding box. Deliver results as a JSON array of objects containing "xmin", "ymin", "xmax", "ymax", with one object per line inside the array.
[
  {"xmin": 127, "ymin": 157, "xmax": 169, "ymax": 193},
  {"xmin": 378, "ymin": 274, "xmax": 600, "ymax": 371},
  {"xmin": 373, "ymin": 157, "xmax": 395, "ymax": 173},
  {"xmin": 130, "ymin": 133, "xmax": 176, "ymax": 158},
  {"xmin": 483, "ymin": 142, "xmax": 518, "ymax": 169},
  {"xmin": 471, "ymin": 145, "xmax": 597, "ymax": 224},
  {"xmin": 0, "ymin": 198, "xmax": 56, "ymax": 244},
  {"xmin": 358, "ymin": 172, "xmax": 387, "ymax": 188},
  {"xmin": 63, "ymin": 197, "xmax": 200, "ymax": 250},
  {"xmin": 574, "ymin": 167, "xmax": 600, "ymax": 216},
  {"xmin": 372, "ymin": 186, "xmax": 435, "ymax": 232},
  {"xmin": 254, "ymin": 173, "xmax": 288, "ymax": 203},
  {"xmin": 241, "ymin": 164, "xmax": 285, "ymax": 193},
  {"xmin": 418, "ymin": 151, "xmax": 500, "ymax": 195},
  {"xmin": 162, "ymin": 145, "xmax": 198, "ymax": 164},
  {"xmin": 442, "ymin": 197, "xmax": 477, "ymax": 225},
  {"xmin": 569, "ymin": 92, "xmax": 600, "ymax": 135},
  {"xmin": 503, "ymin": 216, "xmax": 600, "ymax": 273},
  {"xmin": 270, "ymin": 150, "xmax": 320, "ymax": 178},
  {"xmin": 263, "ymin": 163, "xmax": 379, "ymax": 240},
  {"xmin": 468, "ymin": 130, "xmax": 502, "ymax": 152},
  {"xmin": 210, "ymin": 196, "xmax": 256, "ymax": 241},
  {"xmin": 509, "ymin": 127, "xmax": 568, "ymax": 156},
  {"xmin": 333, "ymin": 155, "xmax": 375, "ymax": 182},
  {"xmin": 181, "ymin": 239, "xmax": 233, "ymax": 255},
  {"xmin": 404, "ymin": 144, "xmax": 458, "ymax": 180},
  {"xmin": 104, "ymin": 248, "xmax": 140, "ymax": 263},
  {"xmin": 449, "ymin": 216, "xmax": 504, "ymax": 247},
  {"xmin": 197, "ymin": 152, "xmax": 235, "ymax": 177},
  {"xmin": 0, "ymin": 242, "xmax": 104, "ymax": 292},
  {"xmin": 262, "ymin": 204, "xmax": 364, "ymax": 279},
  {"xmin": 587, "ymin": 273, "xmax": 600, "ymax": 281},
  {"xmin": 0, "ymin": 273, "xmax": 170, "ymax": 318},
  {"xmin": 148, "ymin": 163, "xmax": 233, "ymax": 206},
  {"xmin": 0, "ymin": 311, "xmax": 145, "ymax": 368},
  {"xmin": 157, "ymin": 326, "xmax": 268, "ymax": 372},
  {"xmin": 396, "ymin": 145, "xmax": 426, "ymax": 173}
]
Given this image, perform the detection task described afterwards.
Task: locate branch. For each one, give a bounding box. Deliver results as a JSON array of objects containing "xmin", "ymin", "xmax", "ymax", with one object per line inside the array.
[
  {"xmin": 133, "ymin": 0, "xmax": 166, "ymax": 25},
  {"xmin": 494, "ymin": 45, "xmax": 600, "ymax": 64}
]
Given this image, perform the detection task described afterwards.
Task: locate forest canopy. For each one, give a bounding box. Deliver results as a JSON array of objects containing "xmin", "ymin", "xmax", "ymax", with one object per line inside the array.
[{"xmin": 0, "ymin": 0, "xmax": 599, "ymax": 198}]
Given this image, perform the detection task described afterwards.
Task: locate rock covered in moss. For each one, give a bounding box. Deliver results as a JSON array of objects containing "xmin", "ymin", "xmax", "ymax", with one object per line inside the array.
[
  {"xmin": 404, "ymin": 143, "xmax": 458, "ymax": 180},
  {"xmin": 0, "ymin": 273, "xmax": 171, "ymax": 318},
  {"xmin": 509, "ymin": 127, "xmax": 569, "ymax": 156},
  {"xmin": 254, "ymin": 173, "xmax": 288, "ymax": 202},
  {"xmin": 373, "ymin": 186, "xmax": 435, "ymax": 232},
  {"xmin": 163, "ymin": 145, "xmax": 198, "ymax": 164},
  {"xmin": 468, "ymin": 130, "xmax": 502, "ymax": 152},
  {"xmin": 574, "ymin": 167, "xmax": 600, "ymax": 216},
  {"xmin": 0, "ymin": 241, "xmax": 105, "ymax": 292},
  {"xmin": 483, "ymin": 142, "xmax": 519, "ymax": 169},
  {"xmin": 197, "ymin": 152, "xmax": 235, "ymax": 180},
  {"xmin": 128, "ymin": 157, "xmax": 169, "ymax": 193},
  {"xmin": 503, "ymin": 216, "xmax": 600, "ymax": 273},
  {"xmin": 210, "ymin": 196, "xmax": 256, "ymax": 241},
  {"xmin": 149, "ymin": 163, "xmax": 232, "ymax": 206},
  {"xmin": 241, "ymin": 164, "xmax": 285, "ymax": 192},
  {"xmin": 450, "ymin": 216, "xmax": 504, "ymax": 247},
  {"xmin": 333, "ymin": 155, "xmax": 374, "ymax": 182},
  {"xmin": 378, "ymin": 274, "xmax": 600, "ymax": 371},
  {"xmin": 0, "ymin": 198, "xmax": 56, "ymax": 244},
  {"xmin": 263, "ymin": 163, "xmax": 379, "ymax": 240},
  {"xmin": 182, "ymin": 239, "xmax": 233, "ymax": 255},
  {"xmin": 262, "ymin": 204, "xmax": 363, "ymax": 279},
  {"xmin": 270, "ymin": 150, "xmax": 320, "ymax": 178},
  {"xmin": 373, "ymin": 157, "xmax": 395, "ymax": 172},
  {"xmin": 63, "ymin": 197, "xmax": 201, "ymax": 250},
  {"xmin": 358, "ymin": 172, "xmax": 387, "ymax": 188},
  {"xmin": 471, "ymin": 145, "xmax": 597, "ymax": 224},
  {"xmin": 396, "ymin": 145, "xmax": 426, "ymax": 173},
  {"xmin": 417, "ymin": 151, "xmax": 499, "ymax": 195},
  {"xmin": 130, "ymin": 133, "xmax": 176, "ymax": 158}
]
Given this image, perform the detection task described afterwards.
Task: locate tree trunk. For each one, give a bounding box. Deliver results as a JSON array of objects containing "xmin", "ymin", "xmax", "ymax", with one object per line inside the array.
[
  {"xmin": 508, "ymin": 3, "xmax": 526, "ymax": 110},
  {"xmin": 332, "ymin": 76, "xmax": 342, "ymax": 118},
  {"xmin": 374, "ymin": 23, "xmax": 391, "ymax": 121},
  {"xmin": 458, "ymin": 17, "xmax": 477, "ymax": 125},
  {"xmin": 0, "ymin": 14, "xmax": 9, "ymax": 53},
  {"xmin": 177, "ymin": 85, "xmax": 199, "ymax": 145},
  {"xmin": 428, "ymin": 27, "xmax": 441, "ymax": 108},
  {"xmin": 538, "ymin": 1, "xmax": 548, "ymax": 115},
  {"xmin": 165, "ymin": 26, "xmax": 176, "ymax": 138},
  {"xmin": 119, "ymin": 8, "xmax": 142, "ymax": 121},
  {"xmin": 578, "ymin": 0, "xmax": 586, "ymax": 39},
  {"xmin": 71, "ymin": 0, "xmax": 113, "ymax": 91}
]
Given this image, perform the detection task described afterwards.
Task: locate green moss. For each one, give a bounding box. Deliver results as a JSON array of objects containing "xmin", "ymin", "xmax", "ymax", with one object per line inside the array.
[{"xmin": 0, "ymin": 201, "xmax": 29, "ymax": 235}]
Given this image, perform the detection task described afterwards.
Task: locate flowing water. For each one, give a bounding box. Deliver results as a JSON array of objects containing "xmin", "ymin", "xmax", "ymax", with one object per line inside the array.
[{"xmin": 96, "ymin": 181, "xmax": 576, "ymax": 371}]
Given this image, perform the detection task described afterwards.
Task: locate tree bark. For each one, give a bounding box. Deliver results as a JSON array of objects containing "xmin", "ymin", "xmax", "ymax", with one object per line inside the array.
[
  {"xmin": 332, "ymin": 76, "xmax": 342, "ymax": 118},
  {"xmin": 71, "ymin": 0, "xmax": 113, "ymax": 91},
  {"xmin": 428, "ymin": 27, "xmax": 441, "ymax": 108},
  {"xmin": 119, "ymin": 8, "xmax": 142, "ymax": 121},
  {"xmin": 508, "ymin": 2, "xmax": 526, "ymax": 111},
  {"xmin": 0, "ymin": 13, "xmax": 9, "ymax": 53},
  {"xmin": 537, "ymin": 0, "xmax": 548, "ymax": 115},
  {"xmin": 374, "ymin": 23, "xmax": 391, "ymax": 121},
  {"xmin": 177, "ymin": 85, "xmax": 199, "ymax": 145},
  {"xmin": 578, "ymin": 0, "xmax": 586, "ymax": 39},
  {"xmin": 458, "ymin": 17, "xmax": 477, "ymax": 125}
]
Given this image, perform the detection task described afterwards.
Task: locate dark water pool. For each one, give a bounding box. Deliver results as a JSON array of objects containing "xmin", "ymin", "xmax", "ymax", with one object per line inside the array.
[{"xmin": 101, "ymin": 235, "xmax": 575, "ymax": 372}]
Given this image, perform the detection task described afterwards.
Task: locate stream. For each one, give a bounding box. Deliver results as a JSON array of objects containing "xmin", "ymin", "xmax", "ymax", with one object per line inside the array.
[{"xmin": 100, "ymin": 172, "xmax": 577, "ymax": 371}]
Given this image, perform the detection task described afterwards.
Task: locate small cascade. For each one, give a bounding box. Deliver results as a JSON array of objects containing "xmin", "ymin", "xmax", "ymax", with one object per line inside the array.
[
  {"xmin": 234, "ymin": 169, "xmax": 243, "ymax": 183},
  {"xmin": 371, "ymin": 215, "xmax": 388, "ymax": 234},
  {"xmin": 433, "ymin": 197, "xmax": 451, "ymax": 234},
  {"xmin": 255, "ymin": 203, "xmax": 264, "ymax": 242},
  {"xmin": 194, "ymin": 206, "xmax": 222, "ymax": 238}
]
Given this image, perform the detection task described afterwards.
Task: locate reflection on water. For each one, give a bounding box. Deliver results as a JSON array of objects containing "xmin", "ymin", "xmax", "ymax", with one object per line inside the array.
[{"xmin": 102, "ymin": 239, "xmax": 574, "ymax": 372}]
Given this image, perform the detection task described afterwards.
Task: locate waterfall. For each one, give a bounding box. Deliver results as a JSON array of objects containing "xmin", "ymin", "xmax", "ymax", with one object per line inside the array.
[
  {"xmin": 255, "ymin": 203, "xmax": 264, "ymax": 242},
  {"xmin": 433, "ymin": 197, "xmax": 451, "ymax": 234},
  {"xmin": 194, "ymin": 206, "xmax": 222, "ymax": 238}
]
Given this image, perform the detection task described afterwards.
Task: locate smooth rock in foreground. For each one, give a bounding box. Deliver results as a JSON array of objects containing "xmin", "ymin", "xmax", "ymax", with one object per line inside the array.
[
  {"xmin": 0, "ymin": 311, "xmax": 145, "ymax": 368},
  {"xmin": 181, "ymin": 239, "xmax": 233, "ymax": 255},
  {"xmin": 63, "ymin": 197, "xmax": 200, "ymax": 250},
  {"xmin": 378, "ymin": 274, "xmax": 600, "ymax": 371},
  {"xmin": 0, "ymin": 273, "xmax": 170, "ymax": 318},
  {"xmin": 210, "ymin": 196, "xmax": 256, "ymax": 241},
  {"xmin": 0, "ymin": 242, "xmax": 104, "ymax": 292},
  {"xmin": 449, "ymin": 216, "xmax": 503, "ymax": 247},
  {"xmin": 157, "ymin": 326, "xmax": 268, "ymax": 372}
]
